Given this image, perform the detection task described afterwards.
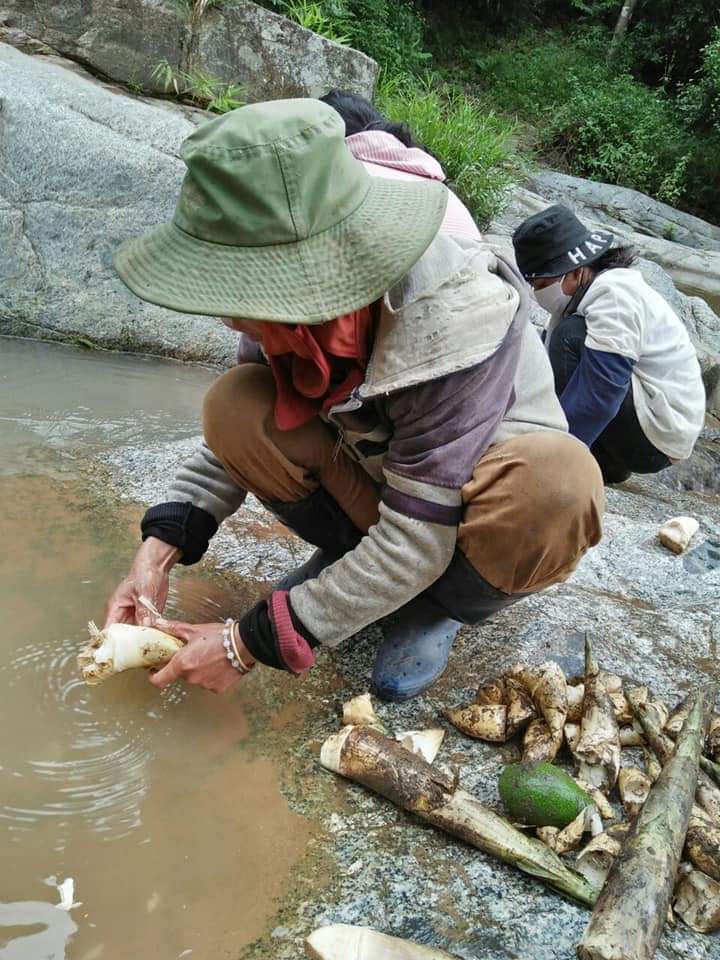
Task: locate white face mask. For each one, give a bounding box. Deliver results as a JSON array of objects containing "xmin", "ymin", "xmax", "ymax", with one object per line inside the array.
[{"xmin": 534, "ymin": 275, "xmax": 571, "ymax": 315}]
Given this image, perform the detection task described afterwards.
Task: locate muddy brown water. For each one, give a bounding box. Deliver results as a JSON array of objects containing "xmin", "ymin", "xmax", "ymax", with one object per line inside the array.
[{"xmin": 0, "ymin": 339, "xmax": 313, "ymax": 960}]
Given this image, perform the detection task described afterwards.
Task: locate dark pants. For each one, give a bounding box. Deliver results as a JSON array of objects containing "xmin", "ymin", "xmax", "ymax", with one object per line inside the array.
[{"xmin": 548, "ymin": 314, "xmax": 670, "ymax": 484}]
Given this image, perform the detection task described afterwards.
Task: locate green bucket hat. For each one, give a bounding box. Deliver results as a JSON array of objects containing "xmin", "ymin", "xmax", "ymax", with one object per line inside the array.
[{"xmin": 113, "ymin": 99, "xmax": 448, "ymax": 324}]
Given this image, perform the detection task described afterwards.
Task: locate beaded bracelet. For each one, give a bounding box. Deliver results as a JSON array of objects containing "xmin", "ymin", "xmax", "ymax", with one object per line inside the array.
[{"xmin": 222, "ymin": 618, "xmax": 255, "ymax": 675}]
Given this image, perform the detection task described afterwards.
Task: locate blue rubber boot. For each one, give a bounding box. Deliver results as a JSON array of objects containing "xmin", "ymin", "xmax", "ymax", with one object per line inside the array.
[{"xmin": 371, "ymin": 593, "xmax": 462, "ymax": 702}]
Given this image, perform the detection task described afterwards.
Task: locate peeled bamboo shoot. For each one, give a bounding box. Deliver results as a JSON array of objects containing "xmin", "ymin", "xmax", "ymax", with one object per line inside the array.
[{"xmin": 78, "ymin": 621, "xmax": 183, "ymax": 684}]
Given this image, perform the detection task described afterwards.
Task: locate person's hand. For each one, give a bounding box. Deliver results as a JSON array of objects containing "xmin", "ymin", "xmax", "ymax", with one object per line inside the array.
[
  {"xmin": 148, "ymin": 620, "xmax": 255, "ymax": 694},
  {"xmin": 104, "ymin": 537, "xmax": 181, "ymax": 628}
]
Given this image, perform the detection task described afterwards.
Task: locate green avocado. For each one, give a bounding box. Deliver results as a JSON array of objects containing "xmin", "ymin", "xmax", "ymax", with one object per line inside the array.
[{"xmin": 498, "ymin": 761, "xmax": 593, "ymax": 828}]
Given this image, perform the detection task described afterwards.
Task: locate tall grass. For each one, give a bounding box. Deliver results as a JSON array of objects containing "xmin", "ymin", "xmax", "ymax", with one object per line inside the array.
[{"xmin": 376, "ymin": 73, "xmax": 523, "ymax": 226}]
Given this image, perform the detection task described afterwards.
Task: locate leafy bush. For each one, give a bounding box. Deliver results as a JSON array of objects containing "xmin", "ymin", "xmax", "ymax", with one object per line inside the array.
[
  {"xmin": 376, "ymin": 73, "xmax": 523, "ymax": 225},
  {"xmin": 267, "ymin": 0, "xmax": 429, "ymax": 75},
  {"xmin": 272, "ymin": 0, "xmax": 351, "ymax": 43},
  {"xmin": 552, "ymin": 74, "xmax": 691, "ymax": 204},
  {"xmin": 474, "ymin": 31, "xmax": 694, "ymax": 205}
]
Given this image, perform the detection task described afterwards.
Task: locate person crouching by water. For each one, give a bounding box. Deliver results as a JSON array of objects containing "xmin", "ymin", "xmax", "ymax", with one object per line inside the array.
[
  {"xmin": 105, "ymin": 101, "xmax": 604, "ymax": 703},
  {"xmin": 512, "ymin": 204, "xmax": 705, "ymax": 484}
]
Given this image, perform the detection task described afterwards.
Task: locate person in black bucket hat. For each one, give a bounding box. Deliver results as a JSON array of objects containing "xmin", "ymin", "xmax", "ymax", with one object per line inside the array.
[{"xmin": 512, "ymin": 204, "xmax": 705, "ymax": 484}]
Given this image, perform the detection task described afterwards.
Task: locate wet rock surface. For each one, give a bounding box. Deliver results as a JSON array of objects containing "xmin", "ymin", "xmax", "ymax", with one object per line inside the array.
[
  {"xmin": 0, "ymin": 0, "xmax": 377, "ymax": 100},
  {"xmin": 98, "ymin": 427, "xmax": 720, "ymax": 960},
  {"xmin": 526, "ymin": 170, "xmax": 720, "ymax": 253}
]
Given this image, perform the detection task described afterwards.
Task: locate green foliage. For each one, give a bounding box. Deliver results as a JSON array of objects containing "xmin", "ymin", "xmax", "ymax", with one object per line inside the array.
[
  {"xmin": 554, "ymin": 74, "xmax": 691, "ymax": 204},
  {"xmin": 474, "ymin": 31, "xmax": 694, "ymax": 205},
  {"xmin": 272, "ymin": 0, "xmax": 351, "ymax": 43},
  {"xmin": 676, "ymin": 27, "xmax": 720, "ymax": 134},
  {"xmin": 344, "ymin": 0, "xmax": 430, "ymax": 76},
  {"xmin": 375, "ymin": 73, "xmax": 523, "ymax": 225},
  {"xmin": 151, "ymin": 59, "xmax": 245, "ymax": 113},
  {"xmin": 267, "ymin": 0, "xmax": 429, "ymax": 75}
]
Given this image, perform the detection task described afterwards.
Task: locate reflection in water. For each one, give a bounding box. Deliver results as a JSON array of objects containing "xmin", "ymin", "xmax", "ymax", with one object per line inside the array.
[
  {"xmin": 0, "ymin": 340, "xmax": 312, "ymax": 960},
  {"xmin": 0, "ymin": 901, "xmax": 77, "ymax": 960}
]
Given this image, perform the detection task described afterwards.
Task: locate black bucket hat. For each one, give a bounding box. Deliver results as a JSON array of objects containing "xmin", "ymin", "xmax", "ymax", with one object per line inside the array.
[{"xmin": 512, "ymin": 204, "xmax": 614, "ymax": 280}]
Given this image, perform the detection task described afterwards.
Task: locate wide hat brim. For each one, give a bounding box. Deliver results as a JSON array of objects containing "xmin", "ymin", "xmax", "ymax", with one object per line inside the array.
[{"xmin": 113, "ymin": 176, "xmax": 448, "ymax": 323}]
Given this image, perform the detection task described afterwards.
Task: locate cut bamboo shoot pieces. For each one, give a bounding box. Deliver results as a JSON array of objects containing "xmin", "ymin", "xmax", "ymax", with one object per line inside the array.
[
  {"xmin": 342, "ymin": 693, "xmax": 387, "ymax": 734},
  {"xmin": 617, "ymin": 768, "xmax": 652, "ymax": 818},
  {"xmin": 396, "ymin": 729, "xmax": 445, "ymax": 765},
  {"xmin": 658, "ymin": 516, "xmax": 699, "ymax": 554},
  {"xmin": 78, "ymin": 621, "xmax": 184, "ymax": 684}
]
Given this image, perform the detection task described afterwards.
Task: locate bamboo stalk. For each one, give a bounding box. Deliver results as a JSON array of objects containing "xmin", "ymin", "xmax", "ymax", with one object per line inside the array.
[
  {"xmin": 321, "ymin": 726, "xmax": 599, "ymax": 907},
  {"xmin": 577, "ymin": 687, "xmax": 713, "ymax": 960}
]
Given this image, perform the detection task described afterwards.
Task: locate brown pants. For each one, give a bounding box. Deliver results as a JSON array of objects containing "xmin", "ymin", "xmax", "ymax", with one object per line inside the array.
[{"xmin": 203, "ymin": 364, "xmax": 604, "ymax": 596}]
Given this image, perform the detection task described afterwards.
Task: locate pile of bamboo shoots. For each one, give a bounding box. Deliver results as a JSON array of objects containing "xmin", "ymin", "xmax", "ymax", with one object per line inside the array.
[
  {"xmin": 321, "ymin": 638, "xmax": 720, "ymax": 960},
  {"xmin": 441, "ymin": 637, "xmax": 720, "ymax": 955}
]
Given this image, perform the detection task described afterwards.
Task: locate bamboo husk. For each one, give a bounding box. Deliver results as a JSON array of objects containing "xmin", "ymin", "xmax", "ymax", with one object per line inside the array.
[
  {"xmin": 575, "ymin": 637, "xmax": 620, "ymax": 794},
  {"xmin": 658, "ymin": 515, "xmax": 699, "ymax": 554},
  {"xmin": 577, "ymin": 687, "xmax": 713, "ymax": 960},
  {"xmin": 305, "ymin": 924, "xmax": 460, "ymax": 960},
  {"xmin": 523, "ymin": 718, "xmax": 563, "ymax": 763},
  {"xmin": 618, "ymin": 725, "xmax": 645, "ymax": 748},
  {"xmin": 444, "ymin": 703, "xmax": 507, "ymax": 742},
  {"xmin": 576, "ymin": 833, "xmax": 623, "ymax": 888},
  {"xmin": 566, "ymin": 723, "xmax": 581, "ymax": 757},
  {"xmin": 508, "ymin": 661, "xmax": 568, "ymax": 742},
  {"xmin": 575, "ymin": 779, "xmax": 615, "ymax": 821},
  {"xmin": 706, "ymin": 716, "xmax": 720, "ymax": 763},
  {"xmin": 567, "ymin": 684, "xmax": 585, "ymax": 724},
  {"xmin": 673, "ymin": 865, "xmax": 720, "ymax": 934},
  {"xmin": 342, "ymin": 694, "xmax": 387, "ymax": 734},
  {"xmin": 474, "ymin": 678, "xmax": 506, "ymax": 705},
  {"xmin": 396, "ymin": 729, "xmax": 445, "ymax": 764},
  {"xmin": 505, "ymin": 676, "xmax": 537, "ymax": 736},
  {"xmin": 537, "ymin": 826, "xmax": 560, "ymax": 851},
  {"xmin": 599, "ymin": 673, "xmax": 632, "ymax": 726},
  {"xmin": 321, "ymin": 726, "xmax": 599, "ymax": 907},
  {"xmin": 665, "ymin": 695, "xmax": 691, "ymax": 738},
  {"xmin": 555, "ymin": 806, "xmax": 604, "ymax": 855},
  {"xmin": 643, "ymin": 749, "xmax": 662, "ymax": 784},
  {"xmin": 617, "ymin": 768, "xmax": 652, "ymax": 818},
  {"xmin": 686, "ymin": 814, "xmax": 720, "ymax": 881}
]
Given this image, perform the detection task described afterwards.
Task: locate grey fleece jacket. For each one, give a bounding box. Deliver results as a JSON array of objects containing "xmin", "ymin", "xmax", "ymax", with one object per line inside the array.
[{"xmin": 163, "ymin": 234, "xmax": 567, "ymax": 647}]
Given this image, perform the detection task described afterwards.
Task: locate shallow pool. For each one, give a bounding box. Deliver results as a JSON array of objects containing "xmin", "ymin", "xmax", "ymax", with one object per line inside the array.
[{"xmin": 0, "ymin": 339, "xmax": 312, "ymax": 960}]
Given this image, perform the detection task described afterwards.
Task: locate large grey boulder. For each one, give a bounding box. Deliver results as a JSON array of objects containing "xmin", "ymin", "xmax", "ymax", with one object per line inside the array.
[
  {"xmin": 0, "ymin": 0, "xmax": 377, "ymax": 101},
  {"xmin": 527, "ymin": 169, "xmax": 720, "ymax": 252},
  {"xmin": 0, "ymin": 44, "xmax": 237, "ymax": 362}
]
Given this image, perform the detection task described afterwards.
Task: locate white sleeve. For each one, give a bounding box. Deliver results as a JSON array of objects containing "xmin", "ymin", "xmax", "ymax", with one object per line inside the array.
[{"xmin": 581, "ymin": 280, "xmax": 642, "ymax": 362}]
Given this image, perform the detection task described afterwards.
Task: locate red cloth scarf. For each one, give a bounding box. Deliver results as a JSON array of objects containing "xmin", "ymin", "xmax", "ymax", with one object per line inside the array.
[{"xmin": 259, "ymin": 307, "xmax": 375, "ymax": 430}]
